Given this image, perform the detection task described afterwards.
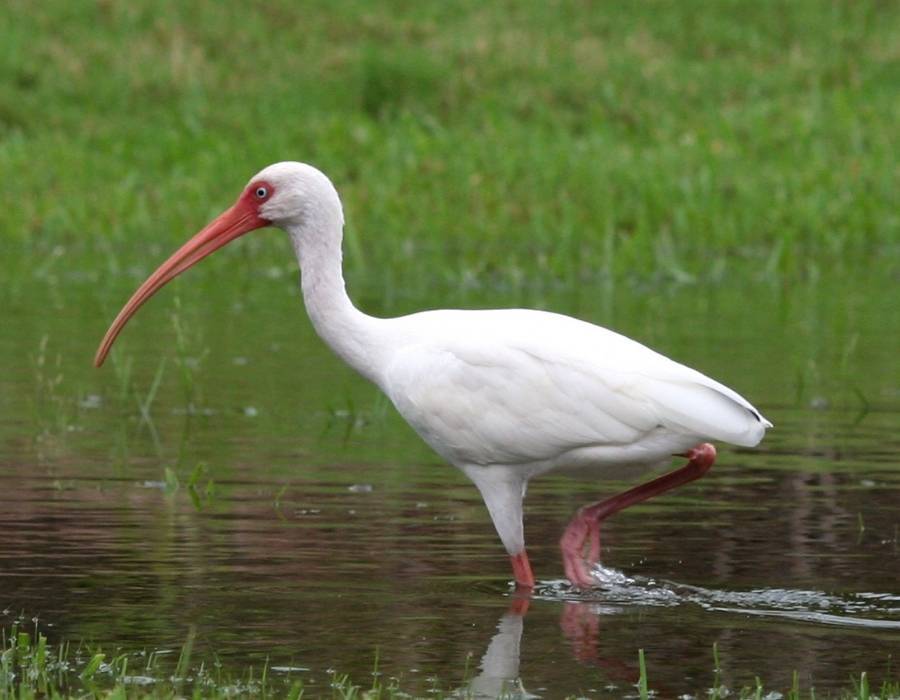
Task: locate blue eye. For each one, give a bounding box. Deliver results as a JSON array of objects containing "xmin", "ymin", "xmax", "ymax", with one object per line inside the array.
[{"xmin": 255, "ymin": 186, "xmax": 268, "ymax": 199}]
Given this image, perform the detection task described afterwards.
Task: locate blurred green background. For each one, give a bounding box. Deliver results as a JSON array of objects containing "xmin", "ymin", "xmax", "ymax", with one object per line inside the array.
[{"xmin": 2, "ymin": 0, "xmax": 897, "ymax": 300}]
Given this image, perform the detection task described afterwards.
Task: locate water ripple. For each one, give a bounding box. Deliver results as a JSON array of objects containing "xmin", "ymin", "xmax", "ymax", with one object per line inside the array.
[{"xmin": 533, "ymin": 565, "xmax": 900, "ymax": 629}]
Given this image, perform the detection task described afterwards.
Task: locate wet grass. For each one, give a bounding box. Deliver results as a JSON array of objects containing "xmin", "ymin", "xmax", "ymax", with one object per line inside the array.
[
  {"xmin": 2, "ymin": 623, "xmax": 896, "ymax": 700},
  {"xmin": 30, "ymin": 335, "xmax": 72, "ymax": 440}
]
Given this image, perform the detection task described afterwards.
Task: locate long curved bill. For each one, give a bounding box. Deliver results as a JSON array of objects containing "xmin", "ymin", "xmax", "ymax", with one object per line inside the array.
[{"xmin": 94, "ymin": 199, "xmax": 268, "ymax": 367}]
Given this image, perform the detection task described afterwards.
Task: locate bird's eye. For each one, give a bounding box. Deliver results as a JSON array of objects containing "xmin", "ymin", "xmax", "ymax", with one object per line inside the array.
[{"xmin": 255, "ymin": 186, "xmax": 269, "ymax": 199}]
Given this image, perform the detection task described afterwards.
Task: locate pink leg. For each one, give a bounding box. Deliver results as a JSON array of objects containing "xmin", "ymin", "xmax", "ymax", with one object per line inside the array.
[
  {"xmin": 560, "ymin": 443, "xmax": 717, "ymax": 588},
  {"xmin": 510, "ymin": 550, "xmax": 536, "ymax": 589}
]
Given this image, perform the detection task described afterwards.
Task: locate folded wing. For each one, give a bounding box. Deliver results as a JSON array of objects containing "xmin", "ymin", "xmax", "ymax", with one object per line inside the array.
[{"xmin": 383, "ymin": 309, "xmax": 770, "ymax": 467}]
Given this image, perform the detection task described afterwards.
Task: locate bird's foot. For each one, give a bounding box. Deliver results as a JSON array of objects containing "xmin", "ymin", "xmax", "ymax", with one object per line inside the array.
[{"xmin": 560, "ymin": 511, "xmax": 602, "ymax": 588}]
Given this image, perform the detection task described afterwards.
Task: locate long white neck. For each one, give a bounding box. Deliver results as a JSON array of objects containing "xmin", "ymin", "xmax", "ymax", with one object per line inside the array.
[{"xmin": 285, "ymin": 207, "xmax": 387, "ymax": 385}]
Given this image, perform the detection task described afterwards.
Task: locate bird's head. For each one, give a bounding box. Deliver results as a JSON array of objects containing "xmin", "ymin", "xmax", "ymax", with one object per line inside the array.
[
  {"xmin": 250, "ymin": 161, "xmax": 343, "ymax": 228},
  {"xmin": 93, "ymin": 161, "xmax": 341, "ymax": 367}
]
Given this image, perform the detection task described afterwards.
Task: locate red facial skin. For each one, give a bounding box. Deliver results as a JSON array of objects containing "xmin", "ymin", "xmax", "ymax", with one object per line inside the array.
[{"xmin": 94, "ymin": 181, "xmax": 275, "ymax": 367}]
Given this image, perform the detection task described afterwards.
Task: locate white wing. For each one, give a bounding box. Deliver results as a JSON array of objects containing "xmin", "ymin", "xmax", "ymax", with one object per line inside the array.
[{"xmin": 381, "ymin": 309, "xmax": 770, "ymax": 468}]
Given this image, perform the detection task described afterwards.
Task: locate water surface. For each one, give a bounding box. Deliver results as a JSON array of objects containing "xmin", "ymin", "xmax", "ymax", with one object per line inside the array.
[{"xmin": 1, "ymin": 272, "xmax": 898, "ymax": 697}]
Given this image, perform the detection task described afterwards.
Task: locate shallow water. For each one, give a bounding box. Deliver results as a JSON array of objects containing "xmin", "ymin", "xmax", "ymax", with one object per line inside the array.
[{"xmin": 1, "ymin": 272, "xmax": 898, "ymax": 697}]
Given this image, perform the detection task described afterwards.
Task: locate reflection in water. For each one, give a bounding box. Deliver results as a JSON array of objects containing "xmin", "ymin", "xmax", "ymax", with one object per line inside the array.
[
  {"xmin": 463, "ymin": 564, "xmax": 900, "ymax": 699},
  {"xmin": 559, "ymin": 602, "xmax": 639, "ymax": 690},
  {"xmin": 1, "ymin": 446, "xmax": 898, "ymax": 697},
  {"xmin": 466, "ymin": 597, "xmax": 533, "ymax": 699},
  {"xmin": 461, "ymin": 598, "xmax": 637, "ymax": 699},
  {"xmin": 464, "ymin": 598, "xmax": 640, "ymax": 699},
  {"xmin": 1, "ymin": 444, "xmax": 899, "ymax": 697}
]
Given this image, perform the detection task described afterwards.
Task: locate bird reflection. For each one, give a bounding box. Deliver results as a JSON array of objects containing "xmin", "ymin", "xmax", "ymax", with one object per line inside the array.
[
  {"xmin": 466, "ymin": 595, "xmax": 534, "ymax": 699},
  {"xmin": 464, "ymin": 595, "xmax": 638, "ymax": 698},
  {"xmin": 559, "ymin": 601, "xmax": 638, "ymax": 684}
]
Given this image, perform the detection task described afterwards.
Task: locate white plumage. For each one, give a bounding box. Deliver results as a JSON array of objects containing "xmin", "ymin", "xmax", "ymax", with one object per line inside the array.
[
  {"xmin": 95, "ymin": 161, "xmax": 771, "ymax": 588},
  {"xmin": 385, "ymin": 308, "xmax": 767, "ymax": 463}
]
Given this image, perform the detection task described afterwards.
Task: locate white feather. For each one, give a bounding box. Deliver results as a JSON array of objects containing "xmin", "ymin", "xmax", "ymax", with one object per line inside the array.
[{"xmin": 381, "ymin": 308, "xmax": 770, "ymax": 470}]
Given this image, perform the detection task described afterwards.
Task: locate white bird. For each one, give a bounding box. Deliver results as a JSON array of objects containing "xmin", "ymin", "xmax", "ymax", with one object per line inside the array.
[{"xmin": 95, "ymin": 162, "xmax": 772, "ymax": 588}]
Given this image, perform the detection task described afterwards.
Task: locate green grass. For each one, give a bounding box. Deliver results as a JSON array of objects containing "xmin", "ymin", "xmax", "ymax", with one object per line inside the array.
[
  {"xmin": 2, "ymin": 0, "xmax": 898, "ymax": 311},
  {"xmin": 2, "ymin": 623, "xmax": 896, "ymax": 700}
]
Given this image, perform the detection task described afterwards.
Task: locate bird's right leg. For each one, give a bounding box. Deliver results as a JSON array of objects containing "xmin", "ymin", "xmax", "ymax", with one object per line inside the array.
[
  {"xmin": 509, "ymin": 550, "xmax": 536, "ymax": 589},
  {"xmin": 560, "ymin": 443, "xmax": 717, "ymax": 587},
  {"xmin": 463, "ymin": 465, "xmax": 535, "ymax": 589}
]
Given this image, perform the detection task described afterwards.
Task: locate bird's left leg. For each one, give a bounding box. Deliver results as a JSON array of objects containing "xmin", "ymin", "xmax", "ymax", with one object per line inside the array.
[{"xmin": 560, "ymin": 443, "xmax": 717, "ymax": 587}]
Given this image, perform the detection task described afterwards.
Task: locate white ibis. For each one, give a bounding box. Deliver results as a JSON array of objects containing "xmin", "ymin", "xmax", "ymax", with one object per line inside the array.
[{"xmin": 95, "ymin": 162, "xmax": 771, "ymax": 588}]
